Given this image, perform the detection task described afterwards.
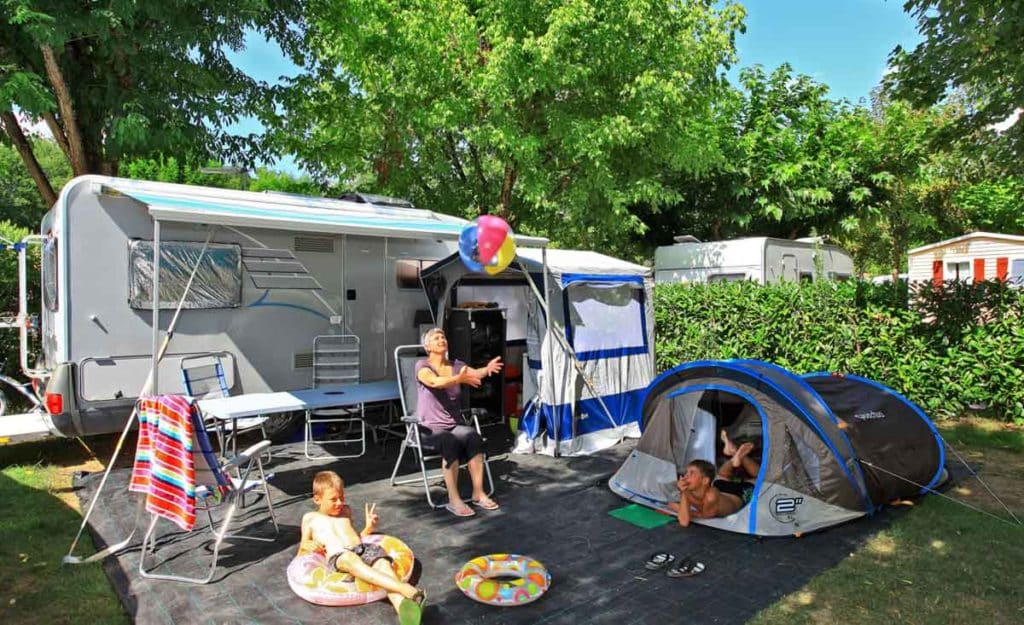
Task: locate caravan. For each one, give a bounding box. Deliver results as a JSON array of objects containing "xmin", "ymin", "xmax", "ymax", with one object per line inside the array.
[
  {"xmin": 655, "ymin": 236, "xmax": 854, "ymax": 284},
  {"xmin": 4, "ymin": 175, "xmax": 549, "ymax": 442}
]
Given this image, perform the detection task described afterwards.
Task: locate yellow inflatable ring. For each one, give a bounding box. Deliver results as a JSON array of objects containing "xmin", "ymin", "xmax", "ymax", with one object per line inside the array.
[
  {"xmin": 287, "ymin": 534, "xmax": 415, "ymax": 607},
  {"xmin": 455, "ymin": 553, "xmax": 551, "ymax": 607}
]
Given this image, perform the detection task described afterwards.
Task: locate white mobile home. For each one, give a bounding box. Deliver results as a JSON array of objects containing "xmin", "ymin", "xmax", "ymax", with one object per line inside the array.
[
  {"xmin": 654, "ymin": 236, "xmax": 854, "ymax": 284},
  {"xmin": 907, "ymin": 232, "xmax": 1024, "ymax": 285},
  {"xmin": 7, "ymin": 176, "xmax": 547, "ymax": 440}
]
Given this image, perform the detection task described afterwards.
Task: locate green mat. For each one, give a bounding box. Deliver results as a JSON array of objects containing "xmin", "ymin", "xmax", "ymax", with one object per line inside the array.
[{"xmin": 608, "ymin": 503, "xmax": 674, "ymax": 529}]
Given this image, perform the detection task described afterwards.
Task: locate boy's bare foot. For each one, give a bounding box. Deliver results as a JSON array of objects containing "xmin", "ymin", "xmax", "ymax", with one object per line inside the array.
[
  {"xmin": 731, "ymin": 442, "xmax": 754, "ymax": 468},
  {"xmin": 720, "ymin": 430, "xmax": 737, "ymax": 456}
]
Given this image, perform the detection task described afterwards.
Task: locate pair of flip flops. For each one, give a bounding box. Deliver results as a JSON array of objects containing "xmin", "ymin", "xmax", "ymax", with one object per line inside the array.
[
  {"xmin": 444, "ymin": 498, "xmax": 500, "ymax": 517},
  {"xmin": 645, "ymin": 552, "xmax": 706, "ymax": 577}
]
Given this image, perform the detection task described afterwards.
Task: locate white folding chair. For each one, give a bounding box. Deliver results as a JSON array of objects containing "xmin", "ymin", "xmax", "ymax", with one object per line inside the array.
[
  {"xmin": 139, "ymin": 398, "xmax": 278, "ymax": 584},
  {"xmin": 304, "ymin": 335, "xmax": 366, "ymax": 459},
  {"xmin": 388, "ymin": 344, "xmax": 494, "ymax": 508}
]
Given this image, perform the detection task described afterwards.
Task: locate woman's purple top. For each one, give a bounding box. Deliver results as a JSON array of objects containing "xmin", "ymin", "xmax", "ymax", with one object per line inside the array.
[{"xmin": 414, "ymin": 359, "xmax": 466, "ymax": 432}]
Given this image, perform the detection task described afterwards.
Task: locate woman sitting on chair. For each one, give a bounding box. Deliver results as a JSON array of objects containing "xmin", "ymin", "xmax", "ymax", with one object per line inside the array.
[{"xmin": 415, "ymin": 327, "xmax": 502, "ymax": 517}]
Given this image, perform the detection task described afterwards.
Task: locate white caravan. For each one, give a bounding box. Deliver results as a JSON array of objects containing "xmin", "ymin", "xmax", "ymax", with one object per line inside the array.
[
  {"xmin": 3, "ymin": 176, "xmax": 546, "ymax": 441},
  {"xmin": 654, "ymin": 235, "xmax": 854, "ymax": 284}
]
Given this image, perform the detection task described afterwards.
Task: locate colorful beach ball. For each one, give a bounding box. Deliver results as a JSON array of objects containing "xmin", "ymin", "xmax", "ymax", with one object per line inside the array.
[{"xmin": 458, "ymin": 215, "xmax": 517, "ymax": 275}]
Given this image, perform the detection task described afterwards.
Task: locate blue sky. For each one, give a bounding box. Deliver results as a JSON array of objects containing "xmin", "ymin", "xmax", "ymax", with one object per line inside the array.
[{"xmin": 229, "ymin": 1, "xmax": 922, "ymax": 175}]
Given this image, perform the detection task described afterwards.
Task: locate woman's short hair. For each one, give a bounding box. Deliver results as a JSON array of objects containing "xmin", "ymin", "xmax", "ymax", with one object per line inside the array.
[{"xmin": 421, "ymin": 327, "xmax": 445, "ymax": 349}]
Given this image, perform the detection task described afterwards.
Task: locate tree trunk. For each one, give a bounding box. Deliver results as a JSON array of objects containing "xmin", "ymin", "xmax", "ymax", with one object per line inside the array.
[
  {"xmin": 40, "ymin": 44, "xmax": 89, "ymax": 175},
  {"xmin": 0, "ymin": 111, "xmax": 58, "ymax": 206},
  {"xmin": 498, "ymin": 163, "xmax": 517, "ymax": 218},
  {"xmin": 41, "ymin": 112, "xmax": 72, "ymax": 160}
]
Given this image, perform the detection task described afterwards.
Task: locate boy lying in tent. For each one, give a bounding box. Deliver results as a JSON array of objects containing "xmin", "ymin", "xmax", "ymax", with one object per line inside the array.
[{"xmin": 667, "ymin": 439, "xmax": 761, "ymax": 526}]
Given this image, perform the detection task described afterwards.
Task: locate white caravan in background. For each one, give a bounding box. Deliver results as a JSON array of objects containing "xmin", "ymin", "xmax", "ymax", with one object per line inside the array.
[
  {"xmin": 654, "ymin": 235, "xmax": 854, "ymax": 285},
  {"xmin": 3, "ymin": 175, "xmax": 546, "ymax": 442}
]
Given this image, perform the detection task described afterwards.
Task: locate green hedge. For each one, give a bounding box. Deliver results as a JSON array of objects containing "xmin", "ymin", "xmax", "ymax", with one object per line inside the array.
[{"xmin": 654, "ymin": 279, "xmax": 1024, "ymax": 423}]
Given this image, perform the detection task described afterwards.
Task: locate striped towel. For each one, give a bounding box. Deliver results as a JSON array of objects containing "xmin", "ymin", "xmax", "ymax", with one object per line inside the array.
[{"xmin": 130, "ymin": 395, "xmax": 198, "ymax": 531}]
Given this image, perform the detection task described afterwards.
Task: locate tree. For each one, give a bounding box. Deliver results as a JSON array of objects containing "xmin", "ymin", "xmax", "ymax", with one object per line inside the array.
[
  {"xmin": 0, "ymin": 135, "xmax": 69, "ymax": 227},
  {"xmin": 635, "ymin": 64, "xmax": 872, "ymax": 252},
  {"xmin": 271, "ymin": 0, "xmax": 746, "ymax": 252},
  {"xmin": 886, "ymin": 1, "xmax": 1024, "ymax": 171},
  {"xmin": 0, "ymin": 1, "xmax": 300, "ymax": 205}
]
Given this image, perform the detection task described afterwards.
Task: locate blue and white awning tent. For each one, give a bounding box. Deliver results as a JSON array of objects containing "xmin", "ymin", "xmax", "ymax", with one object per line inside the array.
[{"xmin": 422, "ymin": 248, "xmax": 655, "ymax": 456}]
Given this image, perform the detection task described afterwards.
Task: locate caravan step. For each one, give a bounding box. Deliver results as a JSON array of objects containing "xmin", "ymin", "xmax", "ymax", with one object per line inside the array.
[{"xmin": 0, "ymin": 411, "xmax": 59, "ymax": 445}]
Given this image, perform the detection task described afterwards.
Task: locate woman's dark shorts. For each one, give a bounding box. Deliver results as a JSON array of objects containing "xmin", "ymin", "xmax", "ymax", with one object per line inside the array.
[{"xmin": 418, "ymin": 424, "xmax": 484, "ymax": 465}]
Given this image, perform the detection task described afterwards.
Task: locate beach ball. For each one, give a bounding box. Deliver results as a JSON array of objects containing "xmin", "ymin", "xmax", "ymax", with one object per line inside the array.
[{"xmin": 459, "ymin": 216, "xmax": 516, "ymax": 275}]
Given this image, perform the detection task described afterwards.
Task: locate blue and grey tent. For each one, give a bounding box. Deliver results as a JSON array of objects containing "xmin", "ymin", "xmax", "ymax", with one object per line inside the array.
[
  {"xmin": 421, "ymin": 249, "xmax": 654, "ymax": 456},
  {"xmin": 610, "ymin": 360, "xmax": 946, "ymax": 536}
]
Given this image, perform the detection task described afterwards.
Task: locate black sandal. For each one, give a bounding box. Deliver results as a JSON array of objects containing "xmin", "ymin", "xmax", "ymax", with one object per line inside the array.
[
  {"xmin": 667, "ymin": 559, "xmax": 706, "ymax": 578},
  {"xmin": 644, "ymin": 552, "xmax": 676, "ymax": 570}
]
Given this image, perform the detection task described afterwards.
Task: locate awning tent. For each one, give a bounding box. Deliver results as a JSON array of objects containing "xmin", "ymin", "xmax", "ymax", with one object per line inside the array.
[{"xmin": 422, "ymin": 248, "xmax": 655, "ymax": 456}]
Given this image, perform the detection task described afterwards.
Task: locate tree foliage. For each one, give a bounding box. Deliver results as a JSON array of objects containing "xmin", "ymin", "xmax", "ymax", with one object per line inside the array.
[
  {"xmin": 272, "ymin": 0, "xmax": 746, "ymax": 253},
  {"xmin": 0, "ymin": 135, "xmax": 68, "ymax": 227},
  {"xmin": 0, "ymin": 0, "xmax": 300, "ymax": 204},
  {"xmin": 886, "ymin": 0, "xmax": 1024, "ymax": 171}
]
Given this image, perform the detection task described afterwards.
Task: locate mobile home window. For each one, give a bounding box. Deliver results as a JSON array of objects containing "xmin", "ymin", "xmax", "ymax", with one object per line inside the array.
[
  {"xmin": 946, "ymin": 260, "xmax": 970, "ymax": 281},
  {"xmin": 1011, "ymin": 259, "xmax": 1024, "ymax": 285},
  {"xmin": 42, "ymin": 236, "xmax": 58, "ymax": 311},
  {"xmin": 565, "ymin": 280, "xmax": 647, "ymax": 360},
  {"xmin": 395, "ymin": 259, "xmax": 438, "ymax": 290},
  {"xmin": 799, "ymin": 271, "xmax": 814, "ymax": 283},
  {"xmin": 128, "ymin": 240, "xmax": 242, "ymax": 309}
]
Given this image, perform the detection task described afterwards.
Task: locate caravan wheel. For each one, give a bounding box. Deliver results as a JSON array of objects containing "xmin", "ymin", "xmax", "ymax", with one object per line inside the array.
[{"xmin": 264, "ymin": 410, "xmax": 304, "ymax": 444}]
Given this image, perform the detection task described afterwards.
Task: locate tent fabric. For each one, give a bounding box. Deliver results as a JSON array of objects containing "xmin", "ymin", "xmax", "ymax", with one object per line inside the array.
[
  {"xmin": 609, "ymin": 360, "xmax": 945, "ymax": 536},
  {"xmin": 421, "ymin": 249, "xmax": 655, "ymax": 456},
  {"xmin": 104, "ymin": 182, "xmax": 549, "ymax": 246}
]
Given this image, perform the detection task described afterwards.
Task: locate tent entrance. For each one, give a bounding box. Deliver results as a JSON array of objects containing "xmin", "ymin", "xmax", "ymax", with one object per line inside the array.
[{"xmin": 668, "ymin": 387, "xmax": 765, "ymax": 485}]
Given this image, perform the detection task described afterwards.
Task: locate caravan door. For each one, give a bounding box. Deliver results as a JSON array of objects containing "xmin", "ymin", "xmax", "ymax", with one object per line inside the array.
[{"xmin": 344, "ymin": 236, "xmax": 386, "ymax": 379}]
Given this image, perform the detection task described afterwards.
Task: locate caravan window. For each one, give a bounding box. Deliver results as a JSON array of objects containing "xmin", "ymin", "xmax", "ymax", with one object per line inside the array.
[
  {"xmin": 565, "ymin": 280, "xmax": 647, "ymax": 360},
  {"xmin": 395, "ymin": 259, "xmax": 438, "ymax": 290},
  {"xmin": 42, "ymin": 236, "xmax": 58, "ymax": 311},
  {"xmin": 128, "ymin": 240, "xmax": 242, "ymax": 309},
  {"xmin": 708, "ymin": 273, "xmax": 747, "ymax": 283}
]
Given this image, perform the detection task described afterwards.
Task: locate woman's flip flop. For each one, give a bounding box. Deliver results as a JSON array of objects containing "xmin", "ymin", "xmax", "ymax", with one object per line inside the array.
[
  {"xmin": 445, "ymin": 502, "xmax": 476, "ymax": 517},
  {"xmin": 471, "ymin": 498, "xmax": 500, "ymax": 511},
  {"xmin": 644, "ymin": 552, "xmax": 676, "ymax": 570},
  {"xmin": 667, "ymin": 559, "xmax": 706, "ymax": 578}
]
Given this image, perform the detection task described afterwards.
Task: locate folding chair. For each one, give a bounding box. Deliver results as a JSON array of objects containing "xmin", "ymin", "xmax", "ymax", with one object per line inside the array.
[
  {"xmin": 388, "ymin": 344, "xmax": 494, "ymax": 508},
  {"xmin": 139, "ymin": 398, "xmax": 279, "ymax": 584},
  {"xmin": 180, "ymin": 353, "xmax": 271, "ymax": 463},
  {"xmin": 305, "ymin": 335, "xmax": 366, "ymax": 459}
]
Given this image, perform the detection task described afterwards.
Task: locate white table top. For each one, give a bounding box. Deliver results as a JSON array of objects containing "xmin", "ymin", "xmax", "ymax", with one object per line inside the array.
[{"xmin": 197, "ymin": 379, "xmax": 399, "ymax": 421}]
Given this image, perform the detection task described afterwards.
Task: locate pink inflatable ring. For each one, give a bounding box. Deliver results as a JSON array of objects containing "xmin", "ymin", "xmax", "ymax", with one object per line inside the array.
[
  {"xmin": 287, "ymin": 534, "xmax": 415, "ymax": 607},
  {"xmin": 455, "ymin": 553, "xmax": 551, "ymax": 607}
]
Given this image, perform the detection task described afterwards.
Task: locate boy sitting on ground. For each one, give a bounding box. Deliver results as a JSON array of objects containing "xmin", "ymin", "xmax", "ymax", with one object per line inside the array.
[
  {"xmin": 299, "ymin": 471, "xmax": 425, "ymax": 625},
  {"xmin": 667, "ymin": 441, "xmax": 760, "ymax": 527}
]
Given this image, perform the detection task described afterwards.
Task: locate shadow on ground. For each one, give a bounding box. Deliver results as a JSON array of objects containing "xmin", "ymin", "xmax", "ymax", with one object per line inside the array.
[{"xmin": 73, "ymin": 428, "xmax": 898, "ymax": 625}]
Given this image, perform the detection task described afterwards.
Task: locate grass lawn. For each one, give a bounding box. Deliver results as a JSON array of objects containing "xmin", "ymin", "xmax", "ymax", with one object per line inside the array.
[
  {"xmin": 0, "ymin": 422, "xmax": 1020, "ymax": 625},
  {"xmin": 0, "ymin": 437, "xmax": 130, "ymax": 625},
  {"xmin": 750, "ymin": 419, "xmax": 1024, "ymax": 625}
]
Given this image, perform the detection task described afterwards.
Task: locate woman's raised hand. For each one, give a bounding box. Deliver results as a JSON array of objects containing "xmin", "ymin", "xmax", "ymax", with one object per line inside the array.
[{"xmin": 484, "ymin": 356, "xmax": 504, "ymax": 376}]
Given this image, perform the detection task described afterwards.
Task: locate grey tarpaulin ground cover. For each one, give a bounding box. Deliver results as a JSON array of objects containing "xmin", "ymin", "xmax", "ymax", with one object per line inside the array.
[{"xmin": 75, "ymin": 432, "xmax": 894, "ymax": 625}]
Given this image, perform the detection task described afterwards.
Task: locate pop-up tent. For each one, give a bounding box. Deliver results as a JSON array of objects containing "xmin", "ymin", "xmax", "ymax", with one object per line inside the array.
[
  {"xmin": 421, "ymin": 248, "xmax": 654, "ymax": 456},
  {"xmin": 609, "ymin": 360, "xmax": 946, "ymax": 536}
]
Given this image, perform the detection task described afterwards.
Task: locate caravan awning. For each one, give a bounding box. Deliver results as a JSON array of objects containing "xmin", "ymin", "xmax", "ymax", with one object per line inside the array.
[{"xmin": 104, "ymin": 183, "xmax": 549, "ymax": 246}]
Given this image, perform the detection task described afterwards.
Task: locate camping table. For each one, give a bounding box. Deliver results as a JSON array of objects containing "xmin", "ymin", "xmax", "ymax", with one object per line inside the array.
[{"xmin": 197, "ymin": 380, "xmax": 401, "ymax": 455}]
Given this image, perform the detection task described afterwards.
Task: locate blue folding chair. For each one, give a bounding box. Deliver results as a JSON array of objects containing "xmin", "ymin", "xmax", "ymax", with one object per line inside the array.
[{"xmin": 138, "ymin": 398, "xmax": 278, "ymax": 584}]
